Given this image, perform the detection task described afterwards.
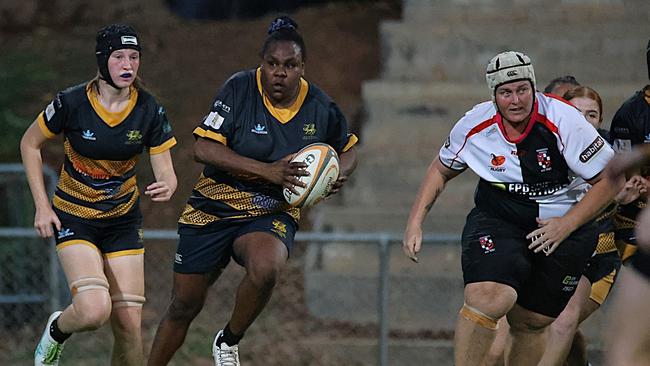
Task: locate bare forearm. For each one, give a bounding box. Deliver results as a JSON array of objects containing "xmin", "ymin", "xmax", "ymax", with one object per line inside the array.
[
  {"xmin": 563, "ymin": 175, "xmax": 624, "ymax": 231},
  {"xmin": 406, "ymin": 159, "xmax": 453, "ymax": 228},
  {"xmin": 20, "ymin": 138, "xmax": 50, "ymax": 210},
  {"xmin": 338, "ymin": 148, "xmax": 357, "ymax": 178},
  {"xmin": 194, "ymin": 139, "xmax": 268, "ymax": 180}
]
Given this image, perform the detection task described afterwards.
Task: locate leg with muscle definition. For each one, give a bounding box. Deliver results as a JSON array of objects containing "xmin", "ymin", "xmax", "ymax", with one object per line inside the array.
[
  {"xmin": 505, "ymin": 304, "xmax": 555, "ymax": 365},
  {"xmin": 105, "ymin": 253, "xmax": 146, "ymax": 366},
  {"xmin": 224, "ymin": 232, "xmax": 288, "ymax": 339},
  {"xmin": 57, "ymin": 244, "xmax": 113, "ymax": 332},
  {"xmin": 454, "ymin": 281, "xmax": 517, "ymax": 366},
  {"xmin": 147, "ymin": 269, "xmax": 221, "ymax": 365}
]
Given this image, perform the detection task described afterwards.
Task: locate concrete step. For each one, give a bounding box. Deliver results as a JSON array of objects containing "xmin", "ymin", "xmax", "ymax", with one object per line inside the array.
[
  {"xmin": 379, "ymin": 20, "xmax": 649, "ymax": 82},
  {"xmin": 362, "ymin": 81, "xmax": 641, "ymax": 127},
  {"xmin": 402, "ymin": 0, "xmax": 649, "ymax": 25}
]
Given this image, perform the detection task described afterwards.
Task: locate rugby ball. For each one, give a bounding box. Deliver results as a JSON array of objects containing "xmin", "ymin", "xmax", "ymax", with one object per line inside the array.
[{"xmin": 283, "ymin": 143, "xmax": 340, "ymax": 208}]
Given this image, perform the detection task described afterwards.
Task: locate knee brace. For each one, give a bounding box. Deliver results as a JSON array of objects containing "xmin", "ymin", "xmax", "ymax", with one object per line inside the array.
[
  {"xmin": 111, "ymin": 293, "xmax": 146, "ymax": 308},
  {"xmin": 69, "ymin": 277, "xmax": 110, "ymax": 296},
  {"xmin": 460, "ymin": 303, "xmax": 499, "ymax": 330}
]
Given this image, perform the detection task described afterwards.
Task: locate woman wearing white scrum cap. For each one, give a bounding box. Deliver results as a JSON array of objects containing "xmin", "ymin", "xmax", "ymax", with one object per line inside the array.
[
  {"xmin": 21, "ymin": 24, "xmax": 177, "ymax": 365},
  {"xmin": 403, "ymin": 50, "xmax": 622, "ymax": 365}
]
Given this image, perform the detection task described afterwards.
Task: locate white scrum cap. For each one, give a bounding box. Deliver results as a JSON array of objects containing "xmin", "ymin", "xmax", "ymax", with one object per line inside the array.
[{"xmin": 485, "ymin": 51, "xmax": 536, "ymax": 96}]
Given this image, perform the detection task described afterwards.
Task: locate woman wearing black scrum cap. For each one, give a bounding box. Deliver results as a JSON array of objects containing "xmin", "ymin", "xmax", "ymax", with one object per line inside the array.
[
  {"xmin": 21, "ymin": 24, "xmax": 177, "ymax": 365},
  {"xmin": 147, "ymin": 16, "xmax": 358, "ymax": 366}
]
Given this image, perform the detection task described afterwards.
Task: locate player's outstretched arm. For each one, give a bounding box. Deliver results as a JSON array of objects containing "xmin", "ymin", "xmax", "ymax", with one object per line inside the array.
[{"xmin": 403, "ymin": 157, "xmax": 462, "ymax": 262}]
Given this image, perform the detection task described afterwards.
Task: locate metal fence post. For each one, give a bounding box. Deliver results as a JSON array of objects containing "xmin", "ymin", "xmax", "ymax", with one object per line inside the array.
[{"xmin": 377, "ymin": 233, "xmax": 390, "ymax": 366}]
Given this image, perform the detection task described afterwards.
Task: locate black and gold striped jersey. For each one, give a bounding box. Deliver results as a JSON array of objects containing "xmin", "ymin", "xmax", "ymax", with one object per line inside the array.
[
  {"xmin": 179, "ymin": 68, "xmax": 358, "ymax": 230},
  {"xmin": 38, "ymin": 82, "xmax": 176, "ymax": 220}
]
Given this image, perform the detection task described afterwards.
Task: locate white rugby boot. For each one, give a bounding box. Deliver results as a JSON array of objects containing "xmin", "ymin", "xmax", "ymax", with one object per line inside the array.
[
  {"xmin": 34, "ymin": 311, "xmax": 65, "ymax": 365},
  {"xmin": 212, "ymin": 329, "xmax": 241, "ymax": 366}
]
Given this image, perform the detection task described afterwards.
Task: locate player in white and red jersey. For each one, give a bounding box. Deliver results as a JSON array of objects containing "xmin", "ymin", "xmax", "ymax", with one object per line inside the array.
[{"xmin": 403, "ymin": 51, "xmax": 623, "ymax": 366}]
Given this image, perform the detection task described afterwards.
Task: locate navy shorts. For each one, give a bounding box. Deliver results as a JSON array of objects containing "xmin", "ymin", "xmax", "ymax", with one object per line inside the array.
[
  {"xmin": 53, "ymin": 208, "xmax": 144, "ymax": 257},
  {"xmin": 461, "ymin": 208, "xmax": 597, "ymax": 317},
  {"xmin": 583, "ymin": 251, "xmax": 621, "ymax": 305},
  {"xmin": 174, "ymin": 213, "xmax": 297, "ymax": 274}
]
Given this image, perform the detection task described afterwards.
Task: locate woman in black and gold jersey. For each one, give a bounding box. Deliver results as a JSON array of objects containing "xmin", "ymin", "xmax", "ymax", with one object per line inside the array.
[
  {"xmin": 21, "ymin": 24, "xmax": 177, "ymax": 366},
  {"xmin": 147, "ymin": 16, "xmax": 357, "ymax": 366}
]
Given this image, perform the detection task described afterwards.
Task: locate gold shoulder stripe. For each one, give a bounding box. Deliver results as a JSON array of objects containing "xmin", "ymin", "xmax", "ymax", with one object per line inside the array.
[
  {"xmin": 193, "ymin": 127, "xmax": 227, "ymax": 144},
  {"xmin": 149, "ymin": 137, "xmax": 177, "ymax": 155},
  {"xmin": 37, "ymin": 112, "xmax": 56, "ymax": 139},
  {"xmin": 342, "ymin": 134, "xmax": 359, "ymax": 152}
]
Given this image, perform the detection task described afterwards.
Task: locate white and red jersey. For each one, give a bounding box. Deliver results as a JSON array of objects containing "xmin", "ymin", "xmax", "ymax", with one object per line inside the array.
[{"xmin": 439, "ymin": 92, "xmax": 614, "ymax": 228}]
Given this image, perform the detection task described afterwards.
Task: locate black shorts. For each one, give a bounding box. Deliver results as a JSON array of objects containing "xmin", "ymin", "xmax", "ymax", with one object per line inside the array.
[
  {"xmin": 583, "ymin": 251, "xmax": 621, "ymax": 305},
  {"xmin": 632, "ymin": 249, "xmax": 650, "ymax": 280},
  {"xmin": 53, "ymin": 208, "xmax": 144, "ymax": 257},
  {"xmin": 461, "ymin": 208, "xmax": 597, "ymax": 317},
  {"xmin": 174, "ymin": 213, "xmax": 297, "ymax": 274}
]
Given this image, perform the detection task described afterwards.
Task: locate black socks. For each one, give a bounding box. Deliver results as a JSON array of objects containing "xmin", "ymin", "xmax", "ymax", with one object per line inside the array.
[
  {"xmin": 49, "ymin": 315, "xmax": 71, "ymax": 344},
  {"xmin": 217, "ymin": 323, "xmax": 243, "ymax": 347}
]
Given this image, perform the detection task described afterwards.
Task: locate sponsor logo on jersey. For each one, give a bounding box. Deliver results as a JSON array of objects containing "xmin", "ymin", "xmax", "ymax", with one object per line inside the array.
[
  {"xmin": 561, "ymin": 275, "xmax": 579, "ymax": 292},
  {"xmin": 479, "ymin": 235, "xmax": 495, "ymax": 253},
  {"xmin": 504, "ymin": 182, "xmax": 567, "ymax": 197},
  {"xmin": 251, "ymin": 123, "xmax": 268, "ymax": 135},
  {"xmin": 536, "ymin": 148, "xmax": 552, "ymax": 172},
  {"xmin": 484, "ymin": 125, "xmax": 498, "ymax": 137},
  {"xmin": 489, "ymin": 154, "xmax": 506, "ymax": 172},
  {"xmin": 302, "ymin": 123, "xmax": 317, "ymax": 140},
  {"xmin": 271, "ymin": 219, "xmax": 287, "ymax": 239},
  {"xmin": 162, "ymin": 119, "xmax": 172, "ymax": 134},
  {"xmin": 613, "ymin": 127, "xmax": 629, "ymax": 134},
  {"xmin": 81, "ymin": 130, "xmax": 96, "ymax": 141},
  {"xmin": 121, "ymin": 35, "xmax": 138, "ymax": 46},
  {"xmin": 612, "ymin": 139, "xmax": 632, "ymax": 152},
  {"xmin": 57, "ymin": 228, "xmax": 75, "ymax": 239},
  {"xmin": 252, "ymin": 194, "xmax": 281, "ymax": 210},
  {"xmin": 125, "ymin": 130, "xmax": 143, "ymax": 144},
  {"xmin": 204, "ymin": 111, "xmax": 225, "ymax": 129},
  {"xmin": 579, "ymin": 136, "xmax": 605, "ymax": 163},
  {"xmin": 213, "ymin": 100, "xmax": 231, "ymax": 113},
  {"xmin": 45, "ymin": 101, "xmax": 56, "ymax": 121}
]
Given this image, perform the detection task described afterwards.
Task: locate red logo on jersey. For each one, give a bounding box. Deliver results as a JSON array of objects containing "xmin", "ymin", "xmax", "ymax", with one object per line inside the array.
[
  {"xmin": 536, "ymin": 149, "xmax": 552, "ymax": 172},
  {"xmin": 491, "ymin": 154, "xmax": 506, "ymax": 166},
  {"xmin": 479, "ymin": 235, "xmax": 495, "ymax": 253},
  {"xmin": 490, "ymin": 154, "xmax": 506, "ymax": 172}
]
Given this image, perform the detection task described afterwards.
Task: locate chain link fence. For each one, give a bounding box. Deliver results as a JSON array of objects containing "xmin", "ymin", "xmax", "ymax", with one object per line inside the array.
[{"xmin": 0, "ymin": 165, "xmax": 463, "ymax": 366}]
